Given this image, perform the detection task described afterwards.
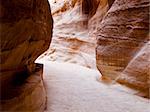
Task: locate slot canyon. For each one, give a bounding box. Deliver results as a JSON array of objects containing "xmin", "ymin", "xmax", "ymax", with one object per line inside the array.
[{"xmin": 0, "ymin": 0, "xmax": 149, "ymax": 112}]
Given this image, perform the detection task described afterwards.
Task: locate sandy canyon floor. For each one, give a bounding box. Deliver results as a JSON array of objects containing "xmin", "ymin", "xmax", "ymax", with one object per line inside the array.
[{"xmin": 35, "ymin": 60, "xmax": 149, "ymax": 112}]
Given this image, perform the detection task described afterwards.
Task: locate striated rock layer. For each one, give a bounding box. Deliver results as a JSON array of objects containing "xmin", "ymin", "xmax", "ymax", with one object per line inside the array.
[
  {"xmin": 0, "ymin": 64, "xmax": 47, "ymax": 111},
  {"xmin": 38, "ymin": 0, "xmax": 97, "ymax": 68},
  {"xmin": 95, "ymin": 0, "xmax": 149, "ymax": 98},
  {"xmin": 88, "ymin": 0, "xmax": 115, "ymax": 38},
  {"xmin": 38, "ymin": 0, "xmax": 112, "ymax": 69},
  {"xmin": 117, "ymin": 41, "xmax": 150, "ymax": 98},
  {"xmin": 0, "ymin": 0, "xmax": 53, "ymax": 111}
]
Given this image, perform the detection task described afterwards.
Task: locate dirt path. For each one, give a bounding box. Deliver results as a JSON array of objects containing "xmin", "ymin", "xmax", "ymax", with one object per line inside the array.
[{"xmin": 37, "ymin": 61, "xmax": 149, "ymax": 112}]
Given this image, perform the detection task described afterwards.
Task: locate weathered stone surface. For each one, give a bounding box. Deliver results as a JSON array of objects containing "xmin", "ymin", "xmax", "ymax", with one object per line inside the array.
[
  {"xmin": 88, "ymin": 0, "xmax": 112, "ymax": 38},
  {"xmin": 96, "ymin": 0, "xmax": 149, "ymax": 97},
  {"xmin": 117, "ymin": 42, "xmax": 150, "ymax": 98},
  {"xmin": 82, "ymin": 0, "xmax": 100, "ymax": 17},
  {"xmin": 39, "ymin": 0, "xmax": 113, "ymax": 69},
  {"xmin": 0, "ymin": 64, "xmax": 47, "ymax": 111},
  {"xmin": 0, "ymin": 0, "xmax": 53, "ymax": 71},
  {"xmin": 38, "ymin": 0, "xmax": 97, "ymax": 69},
  {"xmin": 0, "ymin": 0, "xmax": 53, "ymax": 111}
]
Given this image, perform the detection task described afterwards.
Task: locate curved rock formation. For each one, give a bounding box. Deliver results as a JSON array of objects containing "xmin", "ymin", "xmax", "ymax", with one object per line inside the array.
[
  {"xmin": 38, "ymin": 0, "xmax": 97, "ymax": 68},
  {"xmin": 96, "ymin": 0, "xmax": 149, "ymax": 97},
  {"xmin": 117, "ymin": 41, "xmax": 150, "ymax": 98},
  {"xmin": 0, "ymin": 0, "xmax": 53, "ymax": 111},
  {"xmin": 38, "ymin": 0, "xmax": 113, "ymax": 69},
  {"xmin": 82, "ymin": 0, "xmax": 100, "ymax": 17},
  {"xmin": 88, "ymin": 0, "xmax": 113, "ymax": 38}
]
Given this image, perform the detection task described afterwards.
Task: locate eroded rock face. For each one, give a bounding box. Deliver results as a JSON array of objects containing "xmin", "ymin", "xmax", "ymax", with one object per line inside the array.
[
  {"xmin": 96, "ymin": 0, "xmax": 149, "ymax": 97},
  {"xmin": 117, "ymin": 42, "xmax": 150, "ymax": 98},
  {"xmin": 37, "ymin": 0, "xmax": 112, "ymax": 69},
  {"xmin": 88, "ymin": 0, "xmax": 112, "ymax": 38},
  {"xmin": 38, "ymin": 0, "xmax": 96, "ymax": 68},
  {"xmin": 82, "ymin": 0, "xmax": 99, "ymax": 17},
  {"xmin": 0, "ymin": 0, "xmax": 53, "ymax": 111},
  {"xmin": 0, "ymin": 0, "xmax": 53, "ymax": 71}
]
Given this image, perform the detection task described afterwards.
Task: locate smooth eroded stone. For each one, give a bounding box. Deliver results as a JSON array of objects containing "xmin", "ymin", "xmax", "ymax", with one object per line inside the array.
[
  {"xmin": 117, "ymin": 42, "xmax": 150, "ymax": 98},
  {"xmin": 96, "ymin": 0, "xmax": 149, "ymax": 78},
  {"xmin": 0, "ymin": 0, "xmax": 53, "ymax": 111},
  {"xmin": 0, "ymin": 64, "xmax": 47, "ymax": 111},
  {"xmin": 0, "ymin": 0, "xmax": 53, "ymax": 71}
]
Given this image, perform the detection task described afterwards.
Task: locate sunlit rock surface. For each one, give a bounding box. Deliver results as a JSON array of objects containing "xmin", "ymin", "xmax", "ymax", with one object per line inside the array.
[
  {"xmin": 0, "ymin": 0, "xmax": 53, "ymax": 111},
  {"xmin": 95, "ymin": 0, "xmax": 149, "ymax": 98},
  {"xmin": 38, "ymin": 0, "xmax": 103, "ymax": 69},
  {"xmin": 40, "ymin": 0, "xmax": 114, "ymax": 69}
]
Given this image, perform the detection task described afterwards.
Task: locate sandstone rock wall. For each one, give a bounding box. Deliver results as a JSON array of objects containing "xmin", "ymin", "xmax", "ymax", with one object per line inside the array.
[
  {"xmin": 0, "ymin": 0, "xmax": 53, "ymax": 111},
  {"xmin": 82, "ymin": 0, "xmax": 100, "ymax": 17},
  {"xmin": 95, "ymin": 0, "xmax": 149, "ymax": 97},
  {"xmin": 38, "ymin": 0, "xmax": 113, "ymax": 69},
  {"xmin": 117, "ymin": 41, "xmax": 150, "ymax": 98},
  {"xmin": 38, "ymin": 0, "xmax": 97, "ymax": 68},
  {"xmin": 88, "ymin": 0, "xmax": 110, "ymax": 38},
  {"xmin": 0, "ymin": 0, "xmax": 53, "ymax": 71}
]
